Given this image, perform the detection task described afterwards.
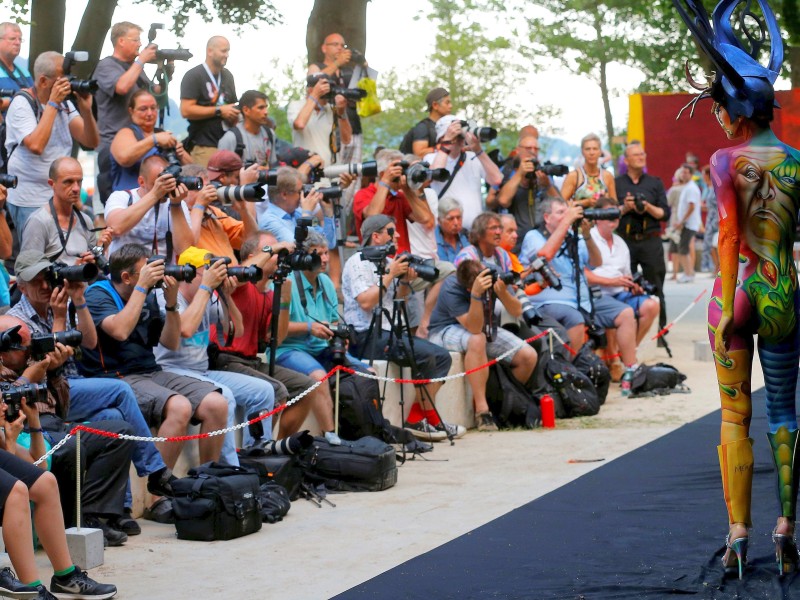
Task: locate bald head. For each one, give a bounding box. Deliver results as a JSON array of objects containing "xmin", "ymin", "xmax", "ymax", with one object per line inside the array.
[
  {"xmin": 206, "ymin": 36, "xmax": 230, "ymax": 71},
  {"xmin": 0, "ymin": 315, "xmax": 29, "ymax": 345},
  {"xmin": 49, "ymin": 157, "xmax": 82, "ymax": 181}
]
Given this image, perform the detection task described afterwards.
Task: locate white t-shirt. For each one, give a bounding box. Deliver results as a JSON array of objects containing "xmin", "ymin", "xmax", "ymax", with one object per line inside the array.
[
  {"xmin": 407, "ymin": 187, "xmax": 438, "ymax": 260},
  {"xmin": 287, "ymin": 99, "xmax": 335, "ymax": 166},
  {"xmin": 105, "ymin": 188, "xmax": 191, "ymax": 256},
  {"xmin": 154, "ymin": 291, "xmax": 220, "ymax": 372},
  {"xmin": 677, "ymin": 181, "xmax": 702, "ymax": 232},
  {"xmin": 6, "ymin": 97, "xmax": 78, "ymax": 208},
  {"xmin": 589, "ymin": 226, "xmax": 631, "ymax": 295},
  {"xmin": 423, "ymin": 151, "xmax": 486, "ymax": 230}
]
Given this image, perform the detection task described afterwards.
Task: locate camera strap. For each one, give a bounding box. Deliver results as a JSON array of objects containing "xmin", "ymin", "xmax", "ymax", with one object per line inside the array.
[
  {"xmin": 210, "ymin": 291, "xmax": 235, "ymax": 348},
  {"xmin": 438, "ymin": 152, "xmax": 466, "ymax": 198},
  {"xmin": 0, "ymin": 61, "xmax": 29, "ymax": 89},
  {"xmin": 293, "ymin": 270, "xmax": 350, "ymax": 330},
  {"xmin": 201, "ymin": 63, "xmax": 222, "ymax": 105},
  {"xmin": 48, "ymin": 197, "xmax": 97, "ymax": 261}
]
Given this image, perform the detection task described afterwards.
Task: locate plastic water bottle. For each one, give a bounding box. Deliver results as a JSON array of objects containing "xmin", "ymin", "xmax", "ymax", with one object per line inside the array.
[{"xmin": 540, "ymin": 394, "xmax": 556, "ymax": 428}]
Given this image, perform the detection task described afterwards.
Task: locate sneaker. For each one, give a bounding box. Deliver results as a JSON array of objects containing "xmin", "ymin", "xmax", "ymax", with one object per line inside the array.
[
  {"xmin": 435, "ymin": 421, "xmax": 467, "ymax": 439},
  {"xmin": 83, "ymin": 515, "xmax": 127, "ymax": 547},
  {"xmin": 0, "ymin": 567, "xmax": 38, "ymax": 599},
  {"xmin": 106, "ymin": 509, "xmax": 141, "ymax": 536},
  {"xmin": 621, "ymin": 367, "xmax": 634, "ymax": 397},
  {"xmin": 404, "ymin": 418, "xmax": 447, "ymax": 441},
  {"xmin": 142, "ymin": 497, "xmax": 175, "ymax": 524},
  {"xmin": 34, "ymin": 586, "xmax": 57, "ymax": 600},
  {"xmin": 146, "ymin": 466, "xmax": 176, "ymax": 498},
  {"xmin": 50, "ymin": 569, "xmax": 117, "ymax": 599},
  {"xmin": 677, "ymin": 273, "xmax": 695, "ymax": 283},
  {"xmin": 324, "ymin": 430, "xmax": 342, "ymax": 446},
  {"xmin": 476, "ymin": 412, "xmax": 499, "ymax": 432}
]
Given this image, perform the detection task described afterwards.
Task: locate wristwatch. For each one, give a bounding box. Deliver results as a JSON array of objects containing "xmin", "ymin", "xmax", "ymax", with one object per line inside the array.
[
  {"xmin": 165, "ymin": 304, "xmax": 178, "ymax": 312},
  {"xmin": 262, "ymin": 245, "xmax": 273, "ymax": 255},
  {"xmin": 214, "ymin": 107, "xmax": 222, "ymax": 118}
]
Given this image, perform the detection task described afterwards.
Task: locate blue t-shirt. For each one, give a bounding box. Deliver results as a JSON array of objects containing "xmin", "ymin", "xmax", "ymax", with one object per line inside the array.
[
  {"xmin": 0, "ymin": 59, "xmax": 32, "ymax": 114},
  {"xmin": 429, "ymin": 275, "xmax": 470, "ymax": 333}
]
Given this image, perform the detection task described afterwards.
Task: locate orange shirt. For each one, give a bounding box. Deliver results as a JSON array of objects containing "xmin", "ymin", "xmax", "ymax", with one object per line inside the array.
[{"xmin": 197, "ymin": 205, "xmax": 245, "ymax": 262}]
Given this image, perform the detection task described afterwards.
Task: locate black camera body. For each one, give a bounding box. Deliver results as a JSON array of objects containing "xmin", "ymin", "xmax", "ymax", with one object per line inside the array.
[
  {"xmin": 329, "ymin": 323, "xmax": 351, "ymax": 366},
  {"xmin": 585, "ymin": 319, "xmax": 607, "ymax": 349},
  {"xmin": 146, "ymin": 255, "xmax": 197, "ymax": 287},
  {"xmin": 2, "ymin": 382, "xmax": 49, "ymax": 422},
  {"xmin": 62, "ymin": 51, "xmax": 98, "ymax": 95},
  {"xmin": 207, "ymin": 256, "xmax": 263, "ymax": 283},
  {"xmin": 396, "ymin": 252, "xmax": 439, "ymax": 282},
  {"xmin": 0, "ymin": 88, "xmax": 15, "ymax": 97},
  {"xmin": 147, "ymin": 24, "xmax": 193, "ymax": 63},
  {"xmin": 583, "ymin": 207, "xmax": 621, "ymax": 221},
  {"xmin": 31, "ymin": 330, "xmax": 83, "ymax": 361},
  {"xmin": 530, "ymin": 160, "xmax": 569, "ymax": 178},
  {"xmin": 44, "ymin": 262, "xmax": 99, "ymax": 288},
  {"xmin": 633, "ymin": 193, "xmax": 648, "ymax": 213},
  {"xmin": 486, "ymin": 265, "xmax": 519, "ymax": 286},
  {"xmin": 524, "ymin": 257, "xmax": 562, "ymax": 291},
  {"xmin": 0, "ymin": 174, "xmax": 18, "ymax": 188},
  {"xmin": 632, "ymin": 271, "xmax": 657, "ymax": 295},
  {"xmin": 159, "ymin": 152, "xmax": 203, "ymax": 191},
  {"xmin": 458, "ymin": 120, "xmax": 497, "ymax": 142},
  {"xmin": 306, "ymin": 74, "xmax": 367, "ymax": 102},
  {"xmin": 275, "ymin": 218, "xmax": 321, "ymax": 278},
  {"xmin": 302, "ymin": 184, "xmax": 342, "ymax": 202},
  {"xmin": 360, "ymin": 243, "xmax": 396, "ymax": 264},
  {"xmin": 520, "ymin": 300, "xmax": 542, "ymax": 327},
  {"xmin": 406, "ymin": 161, "xmax": 449, "ymax": 190}
]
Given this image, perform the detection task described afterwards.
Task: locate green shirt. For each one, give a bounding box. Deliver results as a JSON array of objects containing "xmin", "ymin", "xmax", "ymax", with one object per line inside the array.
[{"xmin": 275, "ymin": 272, "xmax": 339, "ymax": 359}]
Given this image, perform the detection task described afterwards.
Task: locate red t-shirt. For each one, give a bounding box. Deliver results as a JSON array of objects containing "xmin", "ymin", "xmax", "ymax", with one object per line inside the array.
[
  {"xmin": 353, "ymin": 183, "xmax": 413, "ymax": 253},
  {"xmin": 213, "ymin": 283, "xmax": 272, "ymax": 357}
]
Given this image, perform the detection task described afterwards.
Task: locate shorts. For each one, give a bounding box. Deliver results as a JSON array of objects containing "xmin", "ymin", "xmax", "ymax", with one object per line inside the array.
[
  {"xmin": 677, "ymin": 227, "xmax": 696, "ymax": 255},
  {"xmin": 612, "ymin": 291, "xmax": 656, "ymax": 317},
  {"xmin": 123, "ymin": 371, "xmax": 220, "ymax": 428},
  {"xmin": 537, "ymin": 296, "xmax": 629, "ymax": 330},
  {"xmin": 428, "ymin": 324, "xmax": 523, "ymax": 366},
  {"xmin": 276, "ymin": 347, "xmax": 370, "ymax": 377},
  {"xmin": 212, "ymin": 353, "xmax": 314, "ymax": 404},
  {"xmin": 0, "ymin": 449, "xmax": 46, "ymax": 519}
]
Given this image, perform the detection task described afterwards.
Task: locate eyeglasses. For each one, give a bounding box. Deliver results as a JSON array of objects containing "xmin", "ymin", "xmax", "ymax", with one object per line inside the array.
[
  {"xmin": 325, "ymin": 41, "xmax": 344, "ymax": 47},
  {"xmin": 0, "ymin": 36, "xmax": 22, "ymax": 43},
  {"xmin": 134, "ymin": 106, "xmax": 158, "ymax": 113}
]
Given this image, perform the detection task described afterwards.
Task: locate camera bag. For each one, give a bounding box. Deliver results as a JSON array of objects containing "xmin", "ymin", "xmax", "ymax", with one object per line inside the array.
[
  {"xmin": 237, "ymin": 453, "xmax": 304, "ymax": 501},
  {"xmin": 299, "ymin": 436, "xmax": 398, "ymax": 492},
  {"xmin": 630, "ymin": 363, "xmax": 690, "ymax": 397},
  {"xmin": 485, "ymin": 363, "xmax": 541, "ymax": 429},
  {"xmin": 572, "ymin": 345, "xmax": 611, "ymax": 405},
  {"xmin": 541, "ymin": 352, "xmax": 601, "ymax": 418},
  {"xmin": 171, "ymin": 462, "xmax": 262, "ymax": 541},
  {"xmin": 333, "ymin": 372, "xmax": 394, "ymax": 441},
  {"xmin": 258, "ymin": 481, "xmax": 291, "ymax": 523}
]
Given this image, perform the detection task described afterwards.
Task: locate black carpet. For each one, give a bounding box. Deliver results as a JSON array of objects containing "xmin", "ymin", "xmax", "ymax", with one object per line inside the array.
[{"xmin": 335, "ymin": 386, "xmax": 800, "ymax": 599}]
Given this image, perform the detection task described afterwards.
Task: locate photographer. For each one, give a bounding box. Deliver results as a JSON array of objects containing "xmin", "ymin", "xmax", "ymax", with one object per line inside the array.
[
  {"xmin": 277, "ymin": 230, "xmax": 369, "ymax": 445},
  {"xmin": 180, "ymin": 36, "xmax": 239, "ymax": 166},
  {"xmin": 211, "ymin": 231, "xmax": 316, "ymax": 440},
  {"xmin": 5, "ymin": 51, "xmax": 99, "ymax": 234},
  {"xmin": 104, "ymin": 154, "xmax": 193, "ymax": 258},
  {"xmin": 0, "ymin": 394, "xmax": 117, "ymax": 597},
  {"xmin": 495, "ymin": 134, "xmax": 562, "ymax": 250},
  {"xmin": 95, "ymin": 21, "xmax": 161, "ymax": 204},
  {"xmin": 82, "ymin": 243, "xmax": 229, "ymax": 522},
  {"xmin": 399, "ymin": 87, "xmax": 452, "ymax": 158},
  {"xmin": 519, "ymin": 198, "xmax": 641, "ymax": 389},
  {"xmin": 0, "ymin": 22, "xmax": 33, "ymax": 114},
  {"xmin": 0, "ymin": 315, "xmax": 135, "ymax": 548},
  {"xmin": 429, "ymin": 259, "xmax": 536, "ymax": 431},
  {"xmin": 8, "ymin": 248, "xmax": 176, "ymax": 532},
  {"xmin": 342, "ymin": 215, "xmax": 463, "ymax": 440},
  {"xmin": 109, "ymin": 89, "xmax": 191, "ymax": 194},
  {"xmin": 614, "ymin": 142, "xmax": 670, "ymax": 336},
  {"xmin": 424, "ymin": 115, "xmax": 502, "ymax": 229},
  {"xmin": 435, "ymin": 197, "xmax": 470, "ymax": 263},
  {"xmin": 217, "ymin": 89, "xmax": 278, "ymax": 168},
  {"xmin": 289, "ymin": 73, "xmax": 352, "ymax": 167},
  {"xmin": 153, "ymin": 247, "xmax": 274, "ymax": 463},
  {"xmin": 21, "ymin": 157, "xmax": 112, "ymax": 266}
]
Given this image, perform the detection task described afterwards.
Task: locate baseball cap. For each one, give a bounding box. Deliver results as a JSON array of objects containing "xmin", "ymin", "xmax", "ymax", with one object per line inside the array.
[
  {"xmin": 207, "ymin": 150, "xmax": 243, "ymax": 181},
  {"xmin": 15, "ymin": 250, "xmax": 53, "ymax": 282},
  {"xmin": 435, "ymin": 115, "xmax": 460, "ymax": 142},
  {"xmin": 425, "ymin": 87, "xmax": 449, "ymax": 110},
  {"xmin": 361, "ymin": 215, "xmax": 394, "ymax": 246},
  {"xmin": 178, "ymin": 246, "xmax": 212, "ymax": 268}
]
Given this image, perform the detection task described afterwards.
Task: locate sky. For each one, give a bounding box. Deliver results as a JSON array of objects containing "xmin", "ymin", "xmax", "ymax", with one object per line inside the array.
[{"xmin": 8, "ymin": 0, "xmax": 642, "ymax": 148}]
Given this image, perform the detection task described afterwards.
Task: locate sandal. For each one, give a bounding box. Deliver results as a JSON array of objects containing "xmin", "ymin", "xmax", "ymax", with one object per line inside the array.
[{"xmin": 142, "ymin": 497, "xmax": 175, "ymax": 524}]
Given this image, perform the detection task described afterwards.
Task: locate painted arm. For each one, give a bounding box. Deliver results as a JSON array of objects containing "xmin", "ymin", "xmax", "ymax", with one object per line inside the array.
[{"xmin": 711, "ymin": 150, "xmax": 739, "ymax": 360}]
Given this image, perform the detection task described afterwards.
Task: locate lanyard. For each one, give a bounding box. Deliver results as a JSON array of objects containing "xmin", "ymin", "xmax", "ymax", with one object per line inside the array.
[
  {"xmin": 202, "ymin": 63, "xmax": 222, "ymax": 105},
  {"xmin": 48, "ymin": 197, "xmax": 99, "ymax": 260}
]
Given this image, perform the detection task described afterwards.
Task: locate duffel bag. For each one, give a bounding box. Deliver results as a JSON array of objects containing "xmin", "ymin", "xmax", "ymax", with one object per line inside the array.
[
  {"xmin": 172, "ymin": 462, "xmax": 262, "ymax": 541},
  {"xmin": 238, "ymin": 453, "xmax": 304, "ymax": 501},
  {"xmin": 299, "ymin": 436, "xmax": 398, "ymax": 492}
]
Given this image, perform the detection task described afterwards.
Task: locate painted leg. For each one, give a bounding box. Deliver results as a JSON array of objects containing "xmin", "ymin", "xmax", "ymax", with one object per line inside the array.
[{"xmin": 767, "ymin": 427, "xmax": 800, "ymax": 574}]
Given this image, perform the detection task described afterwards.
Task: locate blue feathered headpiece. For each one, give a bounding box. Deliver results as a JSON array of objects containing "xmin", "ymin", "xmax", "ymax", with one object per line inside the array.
[{"xmin": 673, "ymin": 0, "xmax": 783, "ymax": 122}]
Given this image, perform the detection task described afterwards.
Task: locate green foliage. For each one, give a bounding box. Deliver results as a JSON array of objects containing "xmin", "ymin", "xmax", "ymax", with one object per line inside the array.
[
  {"xmin": 132, "ymin": 0, "xmax": 282, "ymax": 36},
  {"xmin": 256, "ymin": 57, "xmax": 308, "ymax": 142}
]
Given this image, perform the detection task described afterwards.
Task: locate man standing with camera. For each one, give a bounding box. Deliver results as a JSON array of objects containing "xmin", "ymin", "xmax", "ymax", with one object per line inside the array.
[
  {"xmin": 104, "ymin": 154, "xmax": 193, "ymax": 257},
  {"xmin": 342, "ymin": 215, "xmax": 462, "ymax": 440},
  {"xmin": 399, "ymin": 87, "xmax": 452, "ymax": 158},
  {"xmin": 180, "ymin": 36, "xmax": 239, "ymax": 166},
  {"xmin": 94, "ymin": 22, "xmax": 158, "ymax": 205},
  {"xmin": 217, "ymin": 90, "xmax": 278, "ymax": 168},
  {"xmin": 495, "ymin": 134, "xmax": 562, "ymax": 251},
  {"xmin": 424, "ymin": 116, "xmax": 502, "ymax": 230},
  {"xmin": 614, "ymin": 142, "xmax": 670, "ymax": 336},
  {"xmin": 4, "ymin": 51, "xmax": 99, "ymax": 235},
  {"xmin": 289, "ymin": 73, "xmax": 352, "ymax": 168}
]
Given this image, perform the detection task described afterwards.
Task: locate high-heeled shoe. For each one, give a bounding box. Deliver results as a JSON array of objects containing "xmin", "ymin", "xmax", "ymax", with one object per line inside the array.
[
  {"xmin": 723, "ymin": 534, "xmax": 748, "ymax": 580},
  {"xmin": 773, "ymin": 529, "xmax": 800, "ymax": 575}
]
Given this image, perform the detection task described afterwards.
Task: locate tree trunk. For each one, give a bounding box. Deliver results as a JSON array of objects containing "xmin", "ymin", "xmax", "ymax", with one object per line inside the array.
[
  {"xmin": 71, "ymin": 0, "xmax": 119, "ymax": 79},
  {"xmin": 789, "ymin": 45, "xmax": 800, "ymax": 88},
  {"xmin": 306, "ymin": 0, "xmax": 368, "ymax": 66},
  {"xmin": 29, "ymin": 0, "xmax": 66, "ymax": 67},
  {"xmin": 599, "ymin": 58, "xmax": 614, "ymax": 149}
]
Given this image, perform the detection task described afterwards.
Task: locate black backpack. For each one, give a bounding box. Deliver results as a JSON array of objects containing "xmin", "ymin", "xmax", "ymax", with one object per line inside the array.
[
  {"xmin": 541, "ymin": 351, "xmax": 601, "ymax": 418},
  {"xmin": 258, "ymin": 481, "xmax": 291, "ymax": 523},
  {"xmin": 630, "ymin": 363, "xmax": 689, "ymax": 397},
  {"xmin": 0, "ymin": 89, "xmax": 40, "ymax": 174},
  {"xmin": 298, "ymin": 436, "xmax": 398, "ymax": 492},
  {"xmin": 333, "ymin": 372, "xmax": 394, "ymax": 441},
  {"xmin": 229, "ymin": 124, "xmax": 275, "ymax": 163},
  {"xmin": 485, "ymin": 363, "xmax": 541, "ymax": 429},
  {"xmin": 572, "ymin": 344, "xmax": 611, "ymax": 405},
  {"xmin": 399, "ymin": 118, "xmax": 436, "ymax": 155}
]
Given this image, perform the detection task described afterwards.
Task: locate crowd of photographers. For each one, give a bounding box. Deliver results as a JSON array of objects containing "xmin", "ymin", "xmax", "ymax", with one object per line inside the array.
[{"xmin": 0, "ymin": 18, "xmax": 673, "ymax": 597}]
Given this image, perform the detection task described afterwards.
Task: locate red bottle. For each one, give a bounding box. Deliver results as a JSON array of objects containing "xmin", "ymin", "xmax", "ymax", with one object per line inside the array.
[{"xmin": 540, "ymin": 394, "xmax": 556, "ymax": 428}]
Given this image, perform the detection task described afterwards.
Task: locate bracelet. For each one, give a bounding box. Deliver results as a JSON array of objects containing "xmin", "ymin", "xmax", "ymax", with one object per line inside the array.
[
  {"xmin": 74, "ymin": 302, "xmax": 88, "ymax": 310},
  {"xmin": 27, "ymin": 427, "xmax": 43, "ymax": 433},
  {"xmin": 280, "ymin": 302, "xmax": 290, "ymax": 310},
  {"xmin": 134, "ymin": 59, "xmax": 144, "ymax": 67},
  {"xmin": 307, "ymin": 321, "xmax": 312, "ymax": 334},
  {"xmin": 378, "ymin": 181, "xmax": 391, "ymax": 191},
  {"xmin": 47, "ymin": 101, "xmax": 60, "ymax": 110},
  {"xmin": 164, "ymin": 304, "xmax": 178, "ymax": 312},
  {"xmin": 198, "ymin": 284, "xmax": 213, "ymax": 294},
  {"xmin": 474, "ymin": 150, "xmax": 484, "ymax": 158},
  {"xmin": 192, "ymin": 204, "xmax": 206, "ymax": 211},
  {"xmin": 152, "ymin": 133, "xmax": 158, "ymax": 147},
  {"xmin": 134, "ymin": 285, "xmax": 148, "ymax": 295},
  {"xmin": 16, "ymin": 376, "xmax": 29, "ymax": 385},
  {"xmin": 302, "ymin": 160, "xmax": 313, "ymax": 169},
  {"xmin": 470, "ymin": 293, "xmax": 483, "ymax": 301}
]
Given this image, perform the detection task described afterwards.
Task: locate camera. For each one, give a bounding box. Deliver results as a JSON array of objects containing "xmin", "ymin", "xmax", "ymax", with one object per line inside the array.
[
  {"xmin": 302, "ymin": 184, "xmax": 342, "ymax": 202},
  {"xmin": 275, "ymin": 218, "xmax": 322, "ymax": 277},
  {"xmin": 0, "ymin": 174, "xmax": 17, "ymax": 188},
  {"xmin": 89, "ymin": 245, "xmax": 109, "ymax": 276},
  {"xmin": 44, "ymin": 262, "xmax": 99, "ymax": 288},
  {"xmin": 396, "ymin": 252, "xmax": 439, "ymax": 282},
  {"xmin": 520, "ymin": 300, "xmax": 542, "ymax": 327},
  {"xmin": 159, "ymin": 151, "xmax": 203, "ymax": 191},
  {"xmin": 30, "ymin": 330, "xmax": 83, "ymax": 361},
  {"xmin": 486, "ymin": 266, "xmax": 519, "ymax": 286},
  {"xmin": 328, "ymin": 323, "xmax": 351, "ymax": 366},
  {"xmin": 207, "ymin": 256, "xmax": 232, "ymax": 268},
  {"xmin": 524, "ymin": 257, "xmax": 562, "ymax": 291},
  {"xmin": 256, "ymin": 169, "xmax": 278, "ymax": 187},
  {"xmin": 146, "ymin": 255, "xmax": 197, "ymax": 287},
  {"xmin": 0, "ymin": 89, "xmax": 15, "ymax": 97},
  {"xmin": 582, "ymin": 207, "xmax": 621, "ymax": 221},
  {"xmin": 215, "ymin": 183, "xmax": 266, "ymax": 203},
  {"xmin": 585, "ymin": 319, "xmax": 607, "ymax": 349},
  {"xmin": 2, "ymin": 382, "xmax": 49, "ymax": 422},
  {"xmin": 0, "ymin": 326, "xmax": 22, "ymax": 352},
  {"xmin": 62, "ymin": 51, "xmax": 98, "ymax": 95},
  {"xmin": 306, "ymin": 74, "xmax": 367, "ymax": 102},
  {"xmin": 529, "ymin": 160, "xmax": 569, "ymax": 178},
  {"xmin": 360, "ymin": 243, "xmax": 396, "ymax": 263},
  {"xmin": 147, "ymin": 24, "xmax": 193, "ymax": 63},
  {"xmin": 633, "ymin": 193, "xmax": 647, "ymax": 212},
  {"xmin": 458, "ymin": 120, "xmax": 497, "ymax": 142},
  {"xmin": 344, "ymin": 45, "xmax": 366, "ymax": 65},
  {"xmin": 632, "ymin": 271, "xmax": 657, "ymax": 295},
  {"xmin": 207, "ymin": 256, "xmax": 263, "ymax": 283},
  {"xmin": 406, "ymin": 161, "xmax": 449, "ymax": 191},
  {"xmin": 321, "ymin": 161, "xmax": 378, "ymax": 180}
]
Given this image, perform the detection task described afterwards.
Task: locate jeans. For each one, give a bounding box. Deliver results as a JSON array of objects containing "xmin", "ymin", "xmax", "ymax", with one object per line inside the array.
[{"xmin": 164, "ymin": 368, "xmax": 274, "ymax": 466}]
